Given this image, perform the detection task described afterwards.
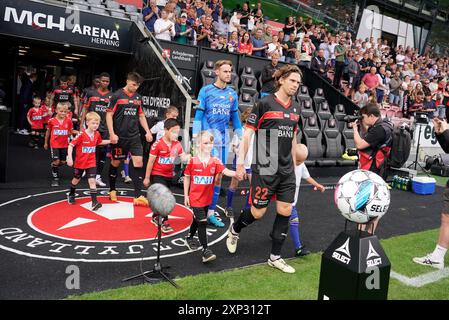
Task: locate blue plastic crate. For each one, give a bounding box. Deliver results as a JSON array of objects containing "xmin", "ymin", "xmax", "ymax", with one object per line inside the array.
[{"xmin": 412, "ymin": 177, "xmax": 436, "ymax": 195}]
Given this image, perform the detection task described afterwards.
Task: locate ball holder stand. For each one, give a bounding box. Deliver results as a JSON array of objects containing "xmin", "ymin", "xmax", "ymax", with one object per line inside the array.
[
  {"xmin": 407, "ymin": 112, "xmax": 431, "ymax": 176},
  {"xmin": 318, "ymin": 219, "xmax": 391, "ymax": 300}
]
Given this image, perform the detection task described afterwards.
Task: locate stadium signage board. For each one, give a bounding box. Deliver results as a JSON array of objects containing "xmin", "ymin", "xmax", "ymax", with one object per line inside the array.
[{"xmin": 0, "ymin": 0, "xmax": 133, "ymax": 53}]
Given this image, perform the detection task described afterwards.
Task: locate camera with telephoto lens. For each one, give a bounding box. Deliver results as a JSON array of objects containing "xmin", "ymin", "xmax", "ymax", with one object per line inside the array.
[{"xmin": 343, "ymin": 114, "xmax": 363, "ymax": 123}]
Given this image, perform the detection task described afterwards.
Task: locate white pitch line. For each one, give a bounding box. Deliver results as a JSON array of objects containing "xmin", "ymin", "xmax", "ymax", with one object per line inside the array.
[{"xmin": 390, "ymin": 268, "xmax": 449, "ymax": 287}]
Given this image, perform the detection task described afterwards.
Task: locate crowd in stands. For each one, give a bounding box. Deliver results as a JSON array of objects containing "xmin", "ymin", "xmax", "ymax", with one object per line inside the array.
[{"xmin": 143, "ymin": 0, "xmax": 449, "ymax": 120}]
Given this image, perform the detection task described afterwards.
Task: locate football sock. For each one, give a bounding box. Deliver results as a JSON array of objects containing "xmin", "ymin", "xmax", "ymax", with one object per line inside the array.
[
  {"xmin": 226, "ymin": 188, "xmax": 235, "ymax": 208},
  {"xmin": 129, "ymin": 165, "xmax": 143, "ymax": 198},
  {"xmin": 233, "ymin": 208, "xmax": 256, "ymax": 233},
  {"xmin": 69, "ymin": 184, "xmax": 76, "ymax": 196},
  {"xmin": 244, "ymin": 191, "xmax": 251, "ymax": 209},
  {"xmin": 123, "ymin": 162, "xmax": 129, "ymax": 177},
  {"xmin": 270, "ymin": 254, "xmax": 281, "ymax": 261},
  {"xmin": 289, "ymin": 208, "xmax": 302, "ymax": 249},
  {"xmin": 109, "ymin": 165, "xmax": 118, "ymax": 191},
  {"xmin": 90, "ymin": 189, "xmax": 97, "ymax": 203},
  {"xmin": 207, "ymin": 186, "xmax": 221, "ymax": 218},
  {"xmin": 51, "ymin": 165, "xmax": 59, "ymax": 179},
  {"xmin": 431, "ymin": 245, "xmax": 447, "ymax": 261},
  {"xmin": 96, "ymin": 147, "xmax": 106, "ymax": 177},
  {"xmin": 188, "ymin": 219, "xmax": 198, "ymax": 239},
  {"xmin": 270, "ymin": 214, "xmax": 289, "ymax": 256},
  {"xmin": 197, "ymin": 220, "xmax": 208, "ymax": 249}
]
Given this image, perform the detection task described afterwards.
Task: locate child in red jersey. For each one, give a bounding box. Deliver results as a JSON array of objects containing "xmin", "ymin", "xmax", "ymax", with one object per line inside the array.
[
  {"xmin": 44, "ymin": 103, "xmax": 77, "ymax": 187},
  {"xmin": 66, "ymin": 112, "xmax": 111, "ymax": 210},
  {"xmin": 143, "ymin": 118, "xmax": 191, "ymax": 233},
  {"xmin": 183, "ymin": 131, "xmax": 238, "ymax": 263},
  {"xmin": 27, "ymin": 96, "xmax": 45, "ymax": 149},
  {"xmin": 40, "ymin": 96, "xmax": 51, "ymax": 128}
]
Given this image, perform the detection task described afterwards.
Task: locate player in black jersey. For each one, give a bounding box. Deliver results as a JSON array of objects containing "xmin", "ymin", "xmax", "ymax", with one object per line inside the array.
[
  {"xmin": 227, "ymin": 65, "xmax": 305, "ymax": 274},
  {"xmin": 106, "ymin": 72, "xmax": 152, "ymax": 207},
  {"xmin": 50, "ymin": 75, "xmax": 79, "ymax": 129},
  {"xmin": 81, "ymin": 72, "xmax": 111, "ymax": 187},
  {"xmin": 80, "ymin": 75, "xmax": 100, "ymax": 109}
]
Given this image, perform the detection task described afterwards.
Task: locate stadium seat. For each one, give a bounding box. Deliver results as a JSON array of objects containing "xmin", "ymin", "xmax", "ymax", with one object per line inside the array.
[
  {"xmin": 296, "ymin": 85, "xmax": 311, "ymax": 103},
  {"xmin": 299, "ymin": 100, "xmax": 315, "ymax": 128},
  {"xmin": 316, "ymin": 101, "xmax": 332, "ymax": 129},
  {"xmin": 257, "ymin": 73, "xmax": 263, "ymax": 91},
  {"xmin": 240, "ymin": 66, "xmax": 256, "ymax": 84},
  {"xmin": 87, "ymin": 0, "xmax": 102, "ymax": 5},
  {"xmin": 91, "ymin": 4, "xmax": 109, "ymax": 15},
  {"xmin": 342, "ymin": 121, "xmax": 355, "ymax": 151},
  {"xmin": 229, "ymin": 72, "xmax": 239, "ymax": 91},
  {"xmin": 200, "ymin": 61, "xmax": 216, "ymax": 87},
  {"xmin": 297, "ymin": 127, "xmax": 303, "ymax": 144},
  {"xmin": 316, "ymin": 118, "xmax": 340, "ymax": 167},
  {"xmin": 238, "ymin": 93, "xmax": 255, "ymax": 113},
  {"xmin": 240, "ymin": 77, "xmax": 258, "ymax": 97},
  {"xmin": 333, "ymin": 104, "xmax": 346, "ymax": 132},
  {"xmin": 110, "ymin": 10, "xmax": 127, "ymax": 18},
  {"xmin": 105, "ymin": 0, "xmax": 120, "ymax": 9},
  {"xmin": 313, "ymin": 88, "xmax": 326, "ymax": 109},
  {"xmin": 302, "ymin": 115, "xmax": 323, "ymax": 167},
  {"xmin": 322, "ymin": 119, "xmax": 356, "ymax": 166},
  {"xmin": 124, "ymin": 4, "xmax": 138, "ymax": 12},
  {"xmin": 74, "ymin": 2, "xmax": 89, "ymax": 10},
  {"xmin": 128, "ymin": 12, "xmax": 141, "ymax": 22}
]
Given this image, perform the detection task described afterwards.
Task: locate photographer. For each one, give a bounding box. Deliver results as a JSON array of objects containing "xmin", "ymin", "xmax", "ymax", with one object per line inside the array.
[
  {"xmin": 351, "ymin": 103, "xmax": 393, "ymax": 234},
  {"xmin": 352, "ymin": 103, "xmax": 392, "ymax": 180}
]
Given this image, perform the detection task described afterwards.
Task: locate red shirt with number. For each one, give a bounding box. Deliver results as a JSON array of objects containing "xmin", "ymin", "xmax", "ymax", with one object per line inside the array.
[
  {"xmin": 184, "ymin": 156, "xmax": 225, "ymax": 207},
  {"xmin": 70, "ymin": 130, "xmax": 102, "ymax": 169},
  {"xmin": 27, "ymin": 107, "xmax": 45, "ymax": 129},
  {"xmin": 47, "ymin": 116, "xmax": 73, "ymax": 148},
  {"xmin": 150, "ymin": 138, "xmax": 185, "ymax": 178}
]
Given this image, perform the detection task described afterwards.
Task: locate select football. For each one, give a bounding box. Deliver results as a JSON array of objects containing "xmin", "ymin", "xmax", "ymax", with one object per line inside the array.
[{"xmin": 334, "ymin": 169, "xmax": 391, "ymax": 224}]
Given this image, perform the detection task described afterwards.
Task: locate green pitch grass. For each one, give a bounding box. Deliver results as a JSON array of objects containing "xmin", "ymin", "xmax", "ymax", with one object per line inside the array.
[{"xmin": 69, "ymin": 228, "xmax": 449, "ymax": 300}]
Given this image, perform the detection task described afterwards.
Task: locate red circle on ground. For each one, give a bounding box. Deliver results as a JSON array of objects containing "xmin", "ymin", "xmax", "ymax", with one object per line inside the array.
[{"xmin": 28, "ymin": 196, "xmax": 193, "ymax": 242}]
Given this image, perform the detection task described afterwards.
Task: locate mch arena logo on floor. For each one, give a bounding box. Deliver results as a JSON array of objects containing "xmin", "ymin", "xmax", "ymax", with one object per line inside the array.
[{"xmin": 0, "ymin": 189, "xmax": 229, "ymax": 262}]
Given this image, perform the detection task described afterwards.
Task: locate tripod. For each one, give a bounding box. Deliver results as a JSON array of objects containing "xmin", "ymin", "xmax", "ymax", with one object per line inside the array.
[
  {"xmin": 407, "ymin": 121, "xmax": 429, "ymax": 173},
  {"xmin": 122, "ymin": 215, "xmax": 180, "ymax": 288}
]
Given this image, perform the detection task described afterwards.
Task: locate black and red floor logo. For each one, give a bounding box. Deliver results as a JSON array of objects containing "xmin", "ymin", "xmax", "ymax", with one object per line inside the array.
[{"xmin": 0, "ymin": 189, "xmax": 229, "ymax": 262}]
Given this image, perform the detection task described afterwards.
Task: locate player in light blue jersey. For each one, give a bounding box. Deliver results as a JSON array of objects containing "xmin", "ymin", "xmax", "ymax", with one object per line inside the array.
[{"xmin": 192, "ymin": 60, "xmax": 243, "ymax": 227}]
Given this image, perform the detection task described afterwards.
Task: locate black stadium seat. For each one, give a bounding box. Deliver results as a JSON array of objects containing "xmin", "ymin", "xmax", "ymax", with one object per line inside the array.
[
  {"xmin": 302, "ymin": 115, "xmax": 323, "ymax": 167},
  {"xmin": 238, "ymin": 93, "xmax": 255, "ymax": 113},
  {"xmin": 313, "ymin": 88, "xmax": 326, "ymax": 109},
  {"xmin": 229, "ymin": 71, "xmax": 239, "ymax": 91},
  {"xmin": 240, "ymin": 66, "xmax": 256, "ymax": 83},
  {"xmin": 334, "ymin": 104, "xmax": 346, "ymax": 132},
  {"xmin": 240, "ymin": 77, "xmax": 258, "ymax": 97},
  {"xmin": 316, "ymin": 101, "xmax": 332, "ymax": 129},
  {"xmin": 300, "ymin": 100, "xmax": 315, "ymax": 127},
  {"xmin": 297, "ymin": 85, "xmax": 310, "ymax": 103},
  {"xmin": 321, "ymin": 119, "xmax": 356, "ymax": 166},
  {"xmin": 342, "ymin": 121, "xmax": 356, "ymax": 151},
  {"xmin": 200, "ymin": 61, "xmax": 215, "ymax": 87}
]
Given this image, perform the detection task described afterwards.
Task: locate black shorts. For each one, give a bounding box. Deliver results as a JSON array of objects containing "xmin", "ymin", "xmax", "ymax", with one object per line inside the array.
[
  {"xmin": 151, "ymin": 175, "xmax": 173, "ymax": 188},
  {"xmin": 73, "ymin": 167, "xmax": 96, "ymax": 179},
  {"xmin": 192, "ymin": 206, "xmax": 209, "ymax": 221},
  {"xmin": 250, "ymin": 172, "xmax": 296, "ymax": 209},
  {"xmin": 111, "ymin": 137, "xmax": 143, "ymax": 160},
  {"xmin": 443, "ymin": 187, "xmax": 449, "ymax": 215},
  {"xmin": 51, "ymin": 148, "xmax": 67, "ymax": 162}
]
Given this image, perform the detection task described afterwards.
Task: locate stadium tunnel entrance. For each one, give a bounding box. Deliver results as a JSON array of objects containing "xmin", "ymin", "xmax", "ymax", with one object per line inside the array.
[{"xmin": 0, "ymin": 36, "xmax": 131, "ymax": 128}]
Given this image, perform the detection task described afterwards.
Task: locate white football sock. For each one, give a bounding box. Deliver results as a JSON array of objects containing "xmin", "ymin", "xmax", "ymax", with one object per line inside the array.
[
  {"xmin": 207, "ymin": 209, "xmax": 215, "ymax": 218},
  {"xmin": 270, "ymin": 254, "xmax": 280, "ymax": 261},
  {"xmin": 431, "ymin": 245, "xmax": 447, "ymax": 262}
]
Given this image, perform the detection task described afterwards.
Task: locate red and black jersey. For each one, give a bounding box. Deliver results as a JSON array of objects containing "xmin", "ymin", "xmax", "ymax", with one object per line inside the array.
[
  {"xmin": 27, "ymin": 107, "xmax": 45, "ymax": 130},
  {"xmin": 245, "ymin": 94, "xmax": 301, "ymax": 176},
  {"xmin": 81, "ymin": 86, "xmax": 96, "ymax": 107},
  {"xmin": 184, "ymin": 156, "xmax": 225, "ymax": 207},
  {"xmin": 106, "ymin": 88, "xmax": 143, "ymax": 140},
  {"xmin": 84, "ymin": 89, "xmax": 111, "ymax": 133},
  {"xmin": 70, "ymin": 130, "xmax": 102, "ymax": 169},
  {"xmin": 150, "ymin": 138, "xmax": 184, "ymax": 178},
  {"xmin": 47, "ymin": 116, "xmax": 73, "ymax": 148},
  {"xmin": 52, "ymin": 85, "xmax": 77, "ymax": 111}
]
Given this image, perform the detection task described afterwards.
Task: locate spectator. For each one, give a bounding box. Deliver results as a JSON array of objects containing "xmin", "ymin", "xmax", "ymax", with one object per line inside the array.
[
  {"xmin": 283, "ymin": 32, "xmax": 297, "ymax": 64},
  {"xmin": 311, "ymin": 48, "xmax": 329, "ymax": 80},
  {"xmin": 197, "ymin": 16, "xmax": 215, "ymax": 47},
  {"xmin": 213, "ymin": 11, "xmax": 230, "ymax": 37},
  {"xmin": 348, "ymin": 51, "xmax": 361, "ymax": 95},
  {"xmin": 262, "ymin": 25, "xmax": 273, "ymax": 46},
  {"xmin": 423, "ymin": 94, "xmax": 437, "ymax": 118},
  {"xmin": 298, "ymin": 34, "xmax": 315, "ymax": 69},
  {"xmin": 209, "ymin": 0, "xmax": 221, "ymax": 22},
  {"xmin": 353, "ymin": 84, "xmax": 369, "ymax": 108},
  {"xmin": 228, "ymin": 10, "xmax": 242, "ymax": 35},
  {"xmin": 143, "ymin": 0, "xmax": 160, "ymax": 32},
  {"xmin": 154, "ymin": 9, "xmax": 176, "ymax": 41},
  {"xmin": 238, "ymin": 32, "xmax": 253, "ymax": 55},
  {"xmin": 194, "ymin": 0, "xmax": 205, "ymax": 18},
  {"xmin": 240, "ymin": 2, "xmax": 251, "ymax": 30},
  {"xmin": 283, "ymin": 16, "xmax": 296, "ymax": 42},
  {"xmin": 376, "ymin": 66, "xmax": 388, "ymax": 104},
  {"xmin": 251, "ymin": 28, "xmax": 267, "ymax": 58},
  {"xmin": 389, "ymin": 71, "xmax": 402, "ymax": 106},
  {"xmin": 260, "ymin": 51, "xmax": 281, "ymax": 97},
  {"xmin": 174, "ymin": 12, "xmax": 194, "ymax": 44},
  {"xmin": 227, "ymin": 31, "xmax": 239, "ymax": 53},
  {"xmin": 333, "ymin": 38, "xmax": 346, "ymax": 89},
  {"xmin": 267, "ymin": 34, "xmax": 284, "ymax": 61}
]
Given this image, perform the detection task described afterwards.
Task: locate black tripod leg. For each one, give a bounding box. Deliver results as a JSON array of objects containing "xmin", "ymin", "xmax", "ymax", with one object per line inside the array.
[
  {"xmin": 159, "ymin": 271, "xmax": 180, "ymax": 288},
  {"xmin": 122, "ymin": 271, "xmax": 152, "ymax": 282}
]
